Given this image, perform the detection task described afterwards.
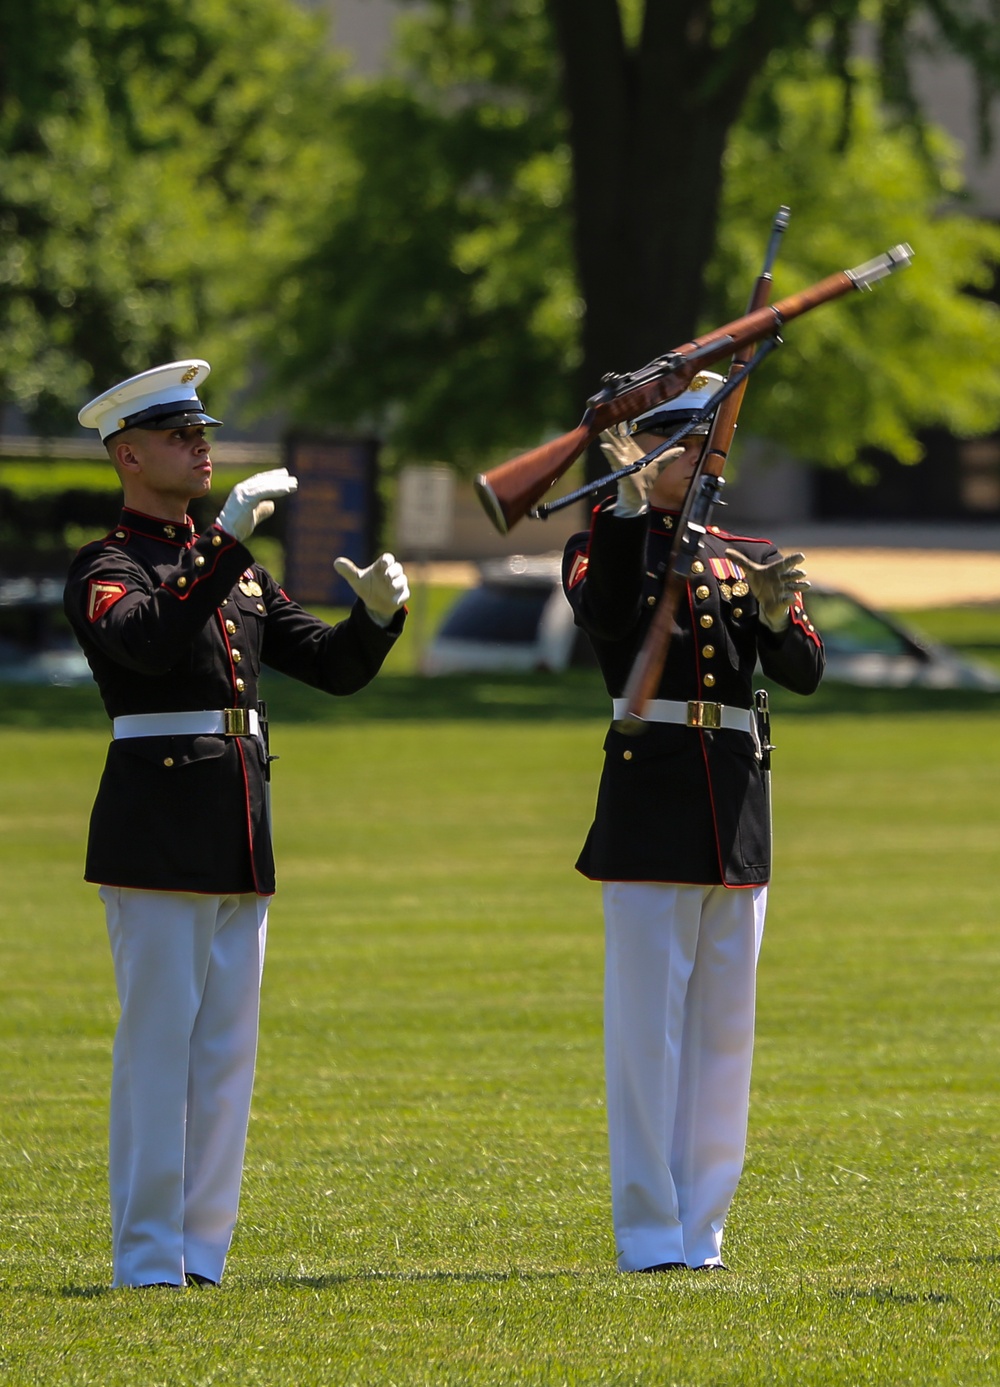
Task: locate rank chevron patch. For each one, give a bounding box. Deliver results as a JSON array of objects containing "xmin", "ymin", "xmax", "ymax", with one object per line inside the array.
[
  {"xmin": 566, "ymin": 552, "xmax": 589, "ymax": 589},
  {"xmin": 87, "ymin": 580, "xmax": 126, "ymax": 623},
  {"xmin": 708, "ymin": 557, "xmax": 745, "ymax": 581}
]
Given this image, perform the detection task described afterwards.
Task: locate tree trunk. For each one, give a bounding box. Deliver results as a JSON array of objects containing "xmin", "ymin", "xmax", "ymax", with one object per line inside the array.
[{"xmin": 545, "ymin": 0, "xmax": 810, "ymax": 481}]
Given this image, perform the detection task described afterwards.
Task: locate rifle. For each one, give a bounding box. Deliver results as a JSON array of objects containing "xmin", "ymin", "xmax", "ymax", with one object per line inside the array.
[
  {"xmin": 614, "ymin": 206, "xmax": 789, "ymax": 732},
  {"xmin": 474, "ymin": 242, "xmax": 913, "ymax": 535}
]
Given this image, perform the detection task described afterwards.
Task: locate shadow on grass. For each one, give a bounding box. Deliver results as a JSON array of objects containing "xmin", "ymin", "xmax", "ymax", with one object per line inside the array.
[
  {"xmin": 279, "ymin": 1268, "xmax": 567, "ymax": 1289},
  {"xmin": 1, "ymin": 670, "xmax": 998, "ymax": 732},
  {"xmin": 58, "ymin": 1270, "xmax": 576, "ymax": 1296}
]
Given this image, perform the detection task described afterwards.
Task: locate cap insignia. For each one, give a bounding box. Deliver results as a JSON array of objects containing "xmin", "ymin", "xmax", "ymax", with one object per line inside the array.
[{"xmin": 181, "ymin": 366, "xmax": 200, "ymax": 384}]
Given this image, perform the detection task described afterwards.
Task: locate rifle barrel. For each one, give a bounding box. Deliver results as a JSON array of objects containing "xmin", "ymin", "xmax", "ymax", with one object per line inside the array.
[{"xmin": 474, "ymin": 242, "xmax": 913, "ymax": 534}]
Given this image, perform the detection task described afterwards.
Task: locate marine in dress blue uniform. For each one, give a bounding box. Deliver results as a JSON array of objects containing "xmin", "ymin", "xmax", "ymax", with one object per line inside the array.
[
  {"xmin": 562, "ymin": 374, "xmax": 824, "ymax": 1273},
  {"xmin": 65, "ymin": 360, "xmax": 409, "ymax": 1288}
]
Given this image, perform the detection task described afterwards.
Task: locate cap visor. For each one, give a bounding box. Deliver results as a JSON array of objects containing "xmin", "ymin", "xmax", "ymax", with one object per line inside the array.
[{"xmin": 107, "ymin": 410, "xmax": 222, "ymax": 439}]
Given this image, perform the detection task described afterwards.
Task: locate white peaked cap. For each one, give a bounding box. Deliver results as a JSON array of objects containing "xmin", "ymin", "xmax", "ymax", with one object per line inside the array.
[
  {"xmin": 78, "ymin": 359, "xmax": 221, "ymax": 441},
  {"xmin": 629, "ymin": 371, "xmax": 726, "ymax": 436}
]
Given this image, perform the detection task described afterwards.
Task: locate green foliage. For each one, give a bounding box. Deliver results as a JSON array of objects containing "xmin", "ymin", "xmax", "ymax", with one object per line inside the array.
[
  {"xmin": 4, "ymin": 0, "xmax": 1000, "ymax": 483},
  {"xmin": 265, "ymin": 1, "xmax": 577, "ymax": 469},
  {"xmin": 0, "ymin": 0, "xmax": 343, "ymax": 431},
  {"xmin": 262, "ymin": 0, "xmax": 1000, "ymax": 476},
  {"xmin": 0, "ymin": 459, "xmax": 272, "ymax": 569},
  {"xmin": 714, "ymin": 57, "xmax": 1000, "ymax": 469},
  {"xmin": 0, "ymin": 461, "xmax": 116, "ymax": 497}
]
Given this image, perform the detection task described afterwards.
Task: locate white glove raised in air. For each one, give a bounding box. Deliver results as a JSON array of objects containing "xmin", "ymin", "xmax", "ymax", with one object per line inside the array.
[
  {"xmin": 215, "ymin": 468, "xmax": 299, "ymax": 542},
  {"xmin": 726, "ymin": 547, "xmax": 810, "ymax": 632},
  {"xmin": 600, "ymin": 425, "xmax": 684, "ymax": 518},
  {"xmin": 333, "ymin": 552, "xmax": 410, "ymax": 627}
]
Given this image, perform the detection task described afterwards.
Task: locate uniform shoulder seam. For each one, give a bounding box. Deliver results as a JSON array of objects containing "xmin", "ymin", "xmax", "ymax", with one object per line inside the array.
[{"xmin": 708, "ymin": 526, "xmax": 773, "ymax": 545}]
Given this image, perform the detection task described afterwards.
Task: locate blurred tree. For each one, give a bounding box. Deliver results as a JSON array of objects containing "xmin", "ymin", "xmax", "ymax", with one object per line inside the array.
[
  {"xmin": 710, "ymin": 56, "xmax": 1000, "ymax": 470},
  {"xmin": 547, "ymin": 0, "xmax": 1000, "ymax": 453},
  {"xmin": 265, "ymin": 3, "xmax": 577, "ymax": 466},
  {"xmin": 0, "ymin": 0, "xmax": 342, "ymax": 432},
  {"xmin": 266, "ymin": 0, "xmax": 1000, "ymax": 477}
]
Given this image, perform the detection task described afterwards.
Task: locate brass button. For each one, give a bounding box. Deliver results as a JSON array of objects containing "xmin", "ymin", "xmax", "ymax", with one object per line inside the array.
[
  {"xmin": 664, "ymin": 517, "xmax": 674, "ymax": 530},
  {"xmin": 702, "ymin": 644, "xmax": 715, "ymax": 659},
  {"xmin": 700, "ymin": 614, "xmax": 713, "ymax": 629},
  {"xmin": 235, "ymin": 678, "xmax": 245, "ymax": 692},
  {"xmin": 646, "ymin": 595, "xmax": 656, "ymax": 607},
  {"xmin": 695, "ymin": 585, "xmax": 710, "ymax": 600},
  {"xmin": 733, "ymin": 607, "xmax": 743, "ymax": 618},
  {"xmin": 115, "ymin": 531, "xmax": 126, "ymax": 540},
  {"xmin": 623, "ymin": 750, "xmax": 633, "ymax": 761},
  {"xmin": 256, "ymin": 602, "xmax": 265, "ymax": 613},
  {"xmin": 231, "ymin": 648, "xmax": 242, "ymax": 663},
  {"xmin": 703, "ymin": 673, "xmax": 716, "ymax": 688},
  {"xmin": 176, "ymin": 576, "xmax": 187, "ymax": 589},
  {"xmin": 163, "ymin": 757, "xmax": 174, "ymax": 768},
  {"xmin": 212, "ymin": 534, "xmax": 222, "ymax": 546},
  {"xmin": 691, "ymin": 560, "xmax": 705, "ymax": 574},
  {"xmin": 194, "ymin": 555, "xmax": 205, "ymax": 568},
  {"xmin": 226, "ymin": 620, "xmax": 237, "ymax": 635},
  {"xmin": 221, "ymin": 599, "xmax": 228, "ymax": 606}
]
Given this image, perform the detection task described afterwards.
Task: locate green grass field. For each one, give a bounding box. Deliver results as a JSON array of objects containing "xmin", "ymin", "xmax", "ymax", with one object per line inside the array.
[{"xmin": 2, "ymin": 601, "xmax": 1000, "ymax": 1385}]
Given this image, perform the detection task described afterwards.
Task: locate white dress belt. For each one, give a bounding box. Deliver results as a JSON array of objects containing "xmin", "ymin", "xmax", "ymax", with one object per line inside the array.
[
  {"xmin": 611, "ymin": 697, "xmax": 754, "ymax": 734},
  {"xmin": 113, "ymin": 709, "xmax": 260, "ymax": 739}
]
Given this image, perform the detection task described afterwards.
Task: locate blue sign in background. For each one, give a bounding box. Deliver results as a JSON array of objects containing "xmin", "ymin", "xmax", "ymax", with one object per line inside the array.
[{"xmin": 282, "ymin": 436, "xmax": 380, "ymax": 607}]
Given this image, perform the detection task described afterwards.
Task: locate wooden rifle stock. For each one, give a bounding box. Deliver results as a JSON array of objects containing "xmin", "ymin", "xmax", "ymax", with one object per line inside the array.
[
  {"xmin": 474, "ymin": 243, "xmax": 912, "ymax": 534},
  {"xmin": 473, "ymin": 424, "xmax": 591, "ymax": 534},
  {"xmin": 615, "ymin": 209, "xmax": 790, "ymax": 728}
]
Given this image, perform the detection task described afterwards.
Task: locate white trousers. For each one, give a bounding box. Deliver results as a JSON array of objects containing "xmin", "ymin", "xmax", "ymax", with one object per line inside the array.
[
  {"xmin": 602, "ymin": 881, "xmax": 766, "ymax": 1271},
  {"xmin": 100, "ymin": 887, "xmax": 269, "ymax": 1288}
]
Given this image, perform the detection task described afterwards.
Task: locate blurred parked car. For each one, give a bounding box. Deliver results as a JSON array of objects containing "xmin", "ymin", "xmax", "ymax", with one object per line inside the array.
[
  {"xmin": 422, "ymin": 554, "xmax": 1000, "ymax": 690},
  {"xmin": 422, "ymin": 556, "xmax": 595, "ymax": 675},
  {"xmin": 0, "ymin": 577, "xmax": 92, "ymax": 685},
  {"xmin": 804, "ymin": 586, "xmax": 1000, "ymax": 690}
]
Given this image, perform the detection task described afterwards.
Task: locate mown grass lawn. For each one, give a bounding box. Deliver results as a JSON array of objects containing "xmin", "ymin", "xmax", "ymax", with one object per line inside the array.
[{"xmin": 2, "ymin": 606, "xmax": 1000, "ymax": 1384}]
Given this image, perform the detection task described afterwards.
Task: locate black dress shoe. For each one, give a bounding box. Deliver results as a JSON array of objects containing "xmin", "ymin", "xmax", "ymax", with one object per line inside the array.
[
  {"xmin": 694, "ymin": 1262, "xmax": 729, "ymax": 1272},
  {"xmin": 137, "ymin": 1282, "xmax": 183, "ymax": 1289},
  {"xmin": 636, "ymin": 1262, "xmax": 688, "ymax": 1272},
  {"xmin": 185, "ymin": 1272, "xmax": 219, "ymax": 1287}
]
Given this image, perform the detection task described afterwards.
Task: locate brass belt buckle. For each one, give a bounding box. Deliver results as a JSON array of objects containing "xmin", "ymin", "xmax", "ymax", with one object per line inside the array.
[
  {"xmin": 686, "ymin": 700, "xmax": 722, "ymax": 729},
  {"xmin": 223, "ymin": 707, "xmax": 249, "ymax": 736}
]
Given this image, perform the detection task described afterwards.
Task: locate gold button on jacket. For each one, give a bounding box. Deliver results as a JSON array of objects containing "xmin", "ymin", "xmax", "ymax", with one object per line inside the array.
[
  {"xmin": 560, "ymin": 503, "xmax": 825, "ymax": 888},
  {"xmin": 63, "ymin": 506, "xmax": 405, "ymax": 896}
]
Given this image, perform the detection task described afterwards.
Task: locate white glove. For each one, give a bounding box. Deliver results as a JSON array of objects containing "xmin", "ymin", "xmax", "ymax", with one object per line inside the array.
[
  {"xmin": 333, "ymin": 551, "xmax": 410, "ymax": 626},
  {"xmin": 215, "ymin": 468, "xmax": 298, "ymax": 542},
  {"xmin": 726, "ymin": 547, "xmax": 810, "ymax": 632},
  {"xmin": 600, "ymin": 426, "xmax": 684, "ymax": 518}
]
